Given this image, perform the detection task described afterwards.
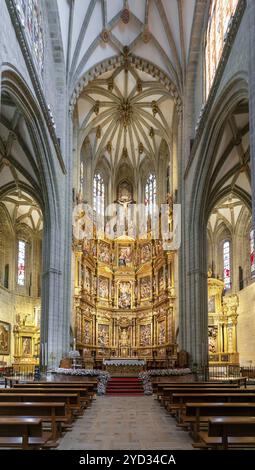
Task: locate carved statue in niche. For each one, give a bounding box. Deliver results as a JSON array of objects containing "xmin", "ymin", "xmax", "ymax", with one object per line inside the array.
[
  {"xmin": 140, "ymin": 243, "xmax": 152, "ymax": 263},
  {"xmin": 118, "ymin": 245, "xmax": 133, "ymax": 267},
  {"xmin": 158, "ymin": 321, "xmax": 166, "ymax": 345},
  {"xmin": 158, "ymin": 267, "xmax": 164, "ymax": 292},
  {"xmin": 117, "ymin": 180, "xmax": 133, "ymax": 204},
  {"xmin": 98, "ymin": 324, "xmax": 109, "ymax": 347},
  {"xmin": 208, "ymin": 295, "xmax": 216, "ymax": 313},
  {"xmin": 98, "ymin": 277, "xmax": 109, "ymax": 299},
  {"xmin": 84, "ymin": 321, "xmax": 90, "ymax": 344},
  {"xmin": 98, "ymin": 241, "xmax": 111, "ymax": 264},
  {"xmin": 140, "ymin": 324, "xmax": 151, "ymax": 346},
  {"xmin": 118, "ymin": 281, "xmax": 131, "ymax": 309},
  {"xmin": 120, "ymin": 328, "xmax": 129, "ymax": 346},
  {"xmin": 208, "ymin": 326, "xmax": 218, "ymax": 353},
  {"xmin": 22, "ymin": 337, "xmax": 32, "ymax": 355},
  {"xmin": 140, "ymin": 276, "xmax": 151, "ymax": 299},
  {"xmin": 84, "ymin": 267, "xmax": 91, "ymax": 293}
]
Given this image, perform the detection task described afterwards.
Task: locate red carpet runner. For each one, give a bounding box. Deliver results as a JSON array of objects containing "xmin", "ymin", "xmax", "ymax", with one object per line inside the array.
[{"xmin": 106, "ymin": 377, "xmax": 144, "ymax": 396}]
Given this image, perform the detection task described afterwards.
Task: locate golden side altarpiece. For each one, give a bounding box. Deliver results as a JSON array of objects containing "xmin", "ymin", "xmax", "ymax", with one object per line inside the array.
[{"xmin": 208, "ymin": 273, "xmax": 239, "ymax": 365}]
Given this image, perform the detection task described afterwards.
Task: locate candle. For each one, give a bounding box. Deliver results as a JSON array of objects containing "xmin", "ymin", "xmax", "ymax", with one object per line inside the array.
[{"xmin": 73, "ymin": 338, "xmax": 76, "ymax": 351}]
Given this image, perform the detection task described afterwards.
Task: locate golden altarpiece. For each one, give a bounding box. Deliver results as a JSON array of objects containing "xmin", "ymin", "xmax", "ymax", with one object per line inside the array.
[
  {"xmin": 12, "ymin": 308, "xmax": 40, "ymax": 372},
  {"xmin": 208, "ymin": 274, "xmax": 239, "ymax": 365},
  {"xmin": 73, "ymin": 186, "xmax": 177, "ymax": 362}
]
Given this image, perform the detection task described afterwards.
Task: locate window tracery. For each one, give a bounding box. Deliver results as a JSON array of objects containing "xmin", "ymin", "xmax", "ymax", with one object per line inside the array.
[
  {"xmin": 205, "ymin": 0, "xmax": 238, "ymax": 97},
  {"xmin": 93, "ymin": 173, "xmax": 105, "ymax": 218},
  {"xmin": 223, "ymin": 240, "xmax": 231, "ymax": 289},
  {"xmin": 15, "ymin": 0, "xmax": 44, "ymax": 74},
  {"xmin": 17, "ymin": 240, "xmax": 26, "ymax": 286},
  {"xmin": 145, "ymin": 174, "xmax": 156, "ymax": 218},
  {"xmin": 250, "ymin": 229, "xmax": 255, "ymax": 278}
]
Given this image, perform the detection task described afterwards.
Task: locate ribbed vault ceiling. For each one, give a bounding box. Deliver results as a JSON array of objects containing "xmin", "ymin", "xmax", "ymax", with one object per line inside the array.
[
  {"xmin": 1, "ymin": 190, "xmax": 43, "ymax": 232},
  {"xmin": 77, "ymin": 64, "xmax": 173, "ymax": 169},
  {"xmin": 57, "ymin": 0, "xmax": 196, "ymax": 92}
]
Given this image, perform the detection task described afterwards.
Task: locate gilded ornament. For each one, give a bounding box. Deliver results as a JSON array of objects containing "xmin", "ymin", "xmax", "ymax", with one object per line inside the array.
[{"xmin": 101, "ymin": 28, "xmax": 110, "ymax": 43}]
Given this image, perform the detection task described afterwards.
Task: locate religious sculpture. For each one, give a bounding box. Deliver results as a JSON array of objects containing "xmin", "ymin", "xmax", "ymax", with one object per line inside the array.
[
  {"xmin": 140, "ymin": 243, "xmax": 152, "ymax": 263},
  {"xmin": 208, "ymin": 326, "xmax": 218, "ymax": 353},
  {"xmin": 120, "ymin": 328, "xmax": 129, "ymax": 346},
  {"xmin": 98, "ymin": 241, "xmax": 111, "ymax": 264},
  {"xmin": 98, "ymin": 277, "xmax": 109, "ymax": 299},
  {"xmin": 22, "ymin": 337, "xmax": 31, "ymax": 355},
  {"xmin": 118, "ymin": 282, "xmax": 131, "ymax": 309},
  {"xmin": 140, "ymin": 324, "xmax": 151, "ymax": 346},
  {"xmin": 98, "ymin": 325, "xmax": 109, "ymax": 347},
  {"xmin": 158, "ymin": 321, "xmax": 166, "ymax": 345},
  {"xmin": 140, "ymin": 276, "xmax": 151, "ymax": 299},
  {"xmin": 84, "ymin": 321, "xmax": 90, "ymax": 344},
  {"xmin": 118, "ymin": 245, "xmax": 133, "ymax": 267}
]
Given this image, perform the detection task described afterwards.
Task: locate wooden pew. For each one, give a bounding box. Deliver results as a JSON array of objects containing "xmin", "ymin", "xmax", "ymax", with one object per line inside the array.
[
  {"xmin": 13, "ymin": 383, "xmax": 93, "ymax": 403},
  {"xmin": 4, "ymin": 376, "xmax": 19, "ymax": 388},
  {"xmin": 184, "ymin": 402, "xmax": 255, "ymax": 442},
  {"xmin": 156, "ymin": 382, "xmax": 240, "ymax": 401},
  {"xmin": 171, "ymin": 392, "xmax": 255, "ymax": 422},
  {"xmin": 151, "ymin": 377, "xmax": 246, "ymax": 394},
  {"xmin": 0, "ymin": 387, "xmax": 88, "ymax": 411},
  {"xmin": 0, "ymin": 417, "xmax": 49, "ymax": 450},
  {"xmin": 160, "ymin": 386, "xmax": 253, "ymax": 409},
  {"xmin": 199, "ymin": 416, "xmax": 255, "ymax": 450},
  {"xmin": 0, "ymin": 402, "xmax": 66, "ymax": 442},
  {"xmin": 0, "ymin": 393, "xmax": 79, "ymax": 420}
]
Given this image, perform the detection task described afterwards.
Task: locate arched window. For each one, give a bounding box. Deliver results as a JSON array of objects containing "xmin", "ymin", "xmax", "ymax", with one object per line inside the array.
[
  {"xmin": 205, "ymin": 0, "xmax": 238, "ymax": 97},
  {"xmin": 145, "ymin": 174, "xmax": 156, "ymax": 217},
  {"xmin": 17, "ymin": 240, "xmax": 26, "ymax": 286},
  {"xmin": 223, "ymin": 240, "xmax": 231, "ymax": 289},
  {"xmin": 250, "ymin": 229, "xmax": 255, "ymax": 277},
  {"xmin": 93, "ymin": 173, "xmax": 105, "ymax": 217},
  {"xmin": 15, "ymin": 0, "xmax": 44, "ymax": 73}
]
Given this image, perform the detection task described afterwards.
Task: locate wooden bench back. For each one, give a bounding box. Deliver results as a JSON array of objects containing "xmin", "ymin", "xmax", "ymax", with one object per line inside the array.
[
  {"xmin": 186, "ymin": 402, "xmax": 255, "ymax": 417},
  {"xmin": 209, "ymin": 417, "xmax": 255, "ymax": 437},
  {"xmin": 0, "ymin": 417, "xmax": 42, "ymax": 438}
]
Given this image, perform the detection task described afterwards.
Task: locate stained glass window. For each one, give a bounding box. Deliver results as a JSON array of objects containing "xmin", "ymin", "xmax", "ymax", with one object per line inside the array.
[
  {"xmin": 15, "ymin": 0, "xmax": 44, "ymax": 74},
  {"xmin": 93, "ymin": 173, "xmax": 105, "ymax": 217},
  {"xmin": 250, "ymin": 229, "xmax": 255, "ymax": 277},
  {"xmin": 205, "ymin": 0, "xmax": 238, "ymax": 97},
  {"xmin": 145, "ymin": 174, "xmax": 156, "ymax": 217},
  {"xmin": 17, "ymin": 240, "xmax": 26, "ymax": 286},
  {"xmin": 223, "ymin": 240, "xmax": 231, "ymax": 289}
]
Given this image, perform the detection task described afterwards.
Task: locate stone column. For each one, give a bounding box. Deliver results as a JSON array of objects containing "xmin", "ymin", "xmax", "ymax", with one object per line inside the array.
[{"xmin": 248, "ymin": 0, "xmax": 255, "ymax": 234}]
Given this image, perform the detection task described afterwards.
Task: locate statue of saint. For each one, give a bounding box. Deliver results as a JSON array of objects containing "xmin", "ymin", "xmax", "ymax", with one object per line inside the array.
[{"xmin": 120, "ymin": 328, "xmax": 128, "ymax": 346}]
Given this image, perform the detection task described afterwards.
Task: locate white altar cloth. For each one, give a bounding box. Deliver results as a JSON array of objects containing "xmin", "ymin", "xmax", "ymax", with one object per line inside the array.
[{"xmin": 103, "ymin": 359, "xmax": 145, "ymax": 366}]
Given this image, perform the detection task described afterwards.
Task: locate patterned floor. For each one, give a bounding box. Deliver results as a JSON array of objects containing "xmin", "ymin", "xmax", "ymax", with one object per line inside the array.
[{"xmin": 58, "ymin": 395, "xmax": 194, "ymax": 450}]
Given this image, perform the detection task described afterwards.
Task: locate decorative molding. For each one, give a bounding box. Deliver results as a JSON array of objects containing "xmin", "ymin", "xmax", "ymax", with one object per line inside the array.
[{"xmin": 5, "ymin": 0, "xmax": 66, "ymax": 174}]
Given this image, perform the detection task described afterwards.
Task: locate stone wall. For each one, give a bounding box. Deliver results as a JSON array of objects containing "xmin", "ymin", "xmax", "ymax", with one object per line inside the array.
[{"xmin": 237, "ymin": 282, "xmax": 255, "ymax": 365}]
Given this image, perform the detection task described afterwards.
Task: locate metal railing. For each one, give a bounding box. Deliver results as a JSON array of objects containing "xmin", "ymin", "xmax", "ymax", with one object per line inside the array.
[{"xmin": 196, "ymin": 364, "xmax": 241, "ymax": 381}]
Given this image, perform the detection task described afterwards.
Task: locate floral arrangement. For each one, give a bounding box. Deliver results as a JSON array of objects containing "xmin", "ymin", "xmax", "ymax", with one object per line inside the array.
[
  {"xmin": 138, "ymin": 368, "xmax": 192, "ymax": 395},
  {"xmin": 53, "ymin": 368, "xmax": 110, "ymax": 395}
]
